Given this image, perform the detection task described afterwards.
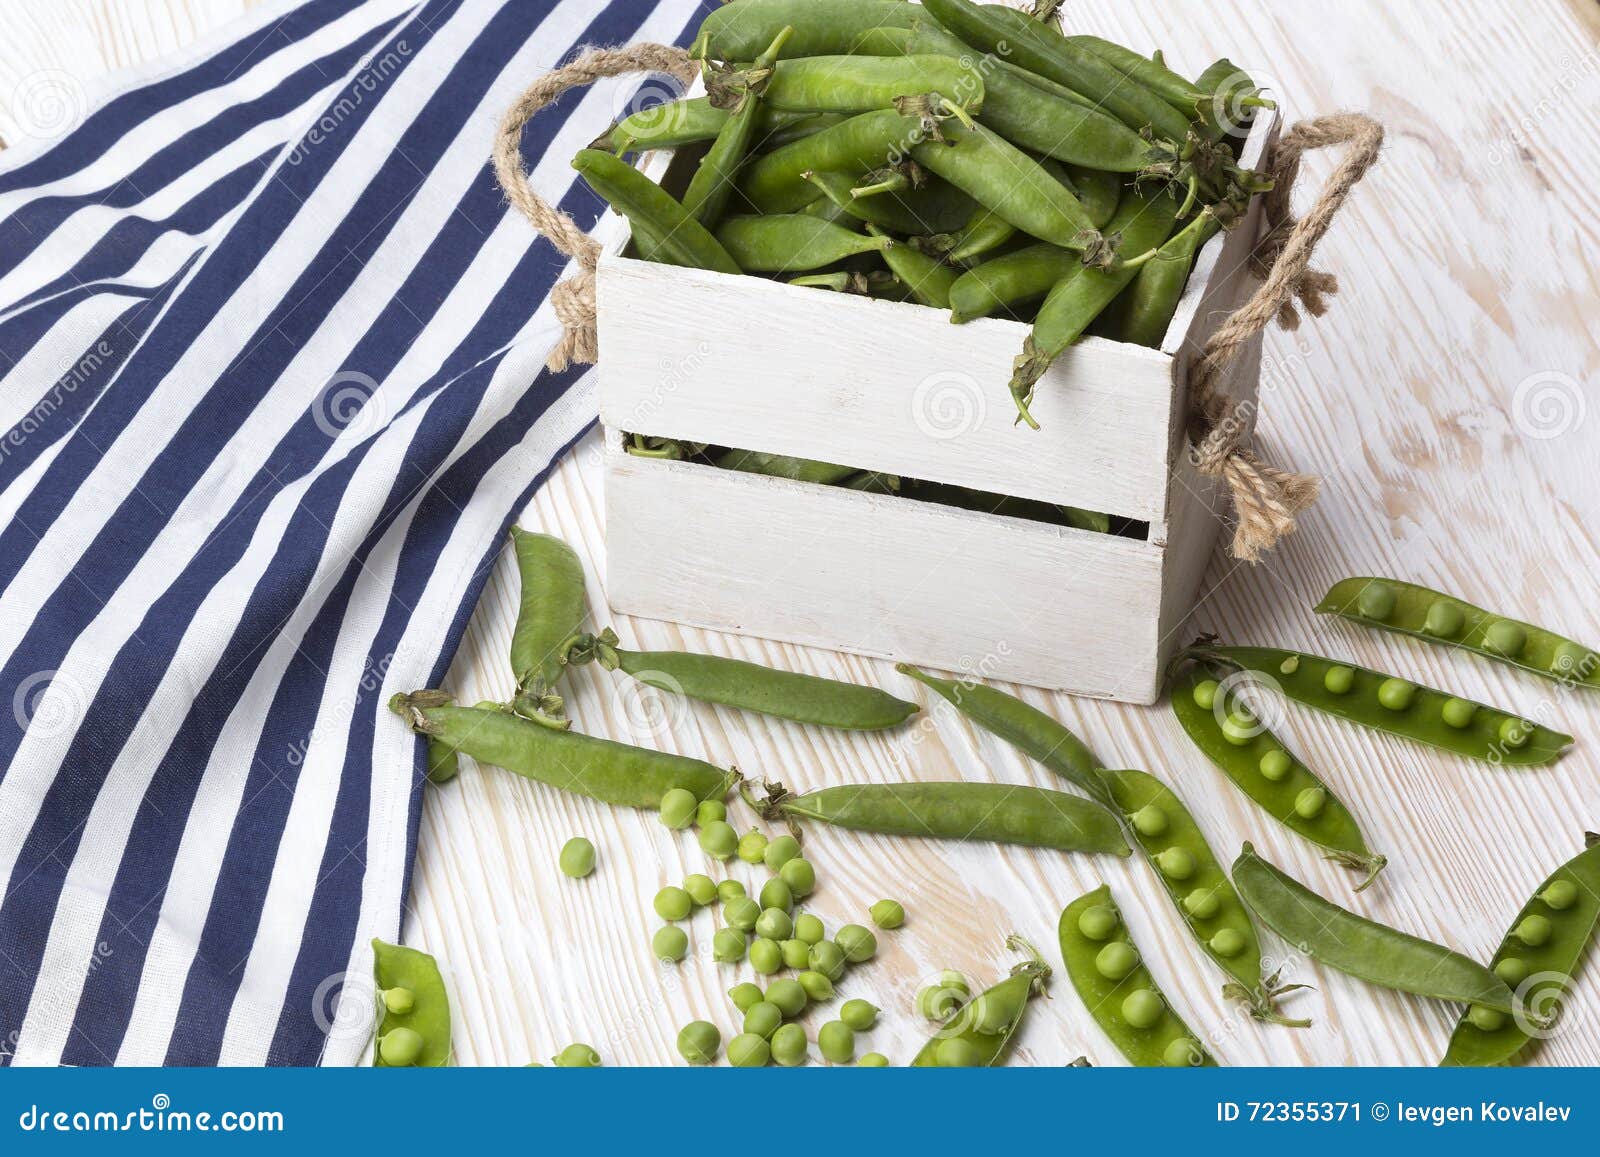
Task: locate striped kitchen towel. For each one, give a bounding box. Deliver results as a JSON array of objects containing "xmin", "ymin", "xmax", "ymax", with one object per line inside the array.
[{"xmin": 0, "ymin": 0, "xmax": 699, "ymax": 1066}]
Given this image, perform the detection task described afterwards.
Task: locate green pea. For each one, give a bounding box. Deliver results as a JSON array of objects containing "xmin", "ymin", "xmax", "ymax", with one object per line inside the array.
[
  {"xmin": 1357, "ymin": 582, "xmax": 1397, "ymax": 621},
  {"xmin": 1220, "ymin": 713, "xmax": 1256, "ymax": 746},
  {"xmin": 935, "ymin": 1037, "xmax": 982, "ymax": 1067},
  {"xmin": 794, "ymin": 913, "xmax": 825, "ymax": 944},
  {"xmin": 1279, "ymin": 655, "xmax": 1301, "ymax": 675},
  {"xmin": 1551, "ymin": 640, "xmax": 1591, "ymax": 677},
  {"xmin": 1182, "ymin": 887, "xmax": 1221, "ymax": 920},
  {"xmin": 781, "ymin": 938, "xmax": 811, "ymax": 969},
  {"xmin": 696, "ymin": 799, "xmax": 727, "ymax": 826},
  {"xmin": 870, "ymin": 899, "xmax": 906, "ymax": 929},
  {"xmin": 713, "ymin": 928, "xmax": 747, "ymax": 963},
  {"xmin": 1423, "ymin": 600, "xmax": 1465, "ymax": 637},
  {"xmin": 971, "ymin": 992, "xmax": 1013, "ymax": 1035},
  {"xmin": 379, "ymin": 1027, "xmax": 424, "ymax": 1066},
  {"xmin": 1162, "ymin": 1037, "xmax": 1203, "ymax": 1067},
  {"xmin": 798, "ymin": 970, "xmax": 835, "ymax": 1001},
  {"xmin": 779, "ymin": 857, "xmax": 816, "ymax": 897},
  {"xmin": 857, "ymin": 1052, "xmax": 890, "ymax": 1067},
  {"xmin": 744, "ymin": 1000, "xmax": 784, "ymax": 1039},
  {"xmin": 836, "ymin": 924, "xmax": 878, "ymax": 963},
  {"xmin": 916, "ymin": 984, "xmax": 964, "ymax": 1021},
  {"xmin": 936, "ymin": 970, "xmax": 970, "ymax": 995},
  {"xmin": 683, "ymin": 874, "xmax": 718, "ymax": 908},
  {"xmin": 750, "ymin": 937, "xmax": 783, "ymax": 974},
  {"xmin": 699, "ymin": 820, "xmax": 738, "ymax": 860},
  {"xmin": 1121, "ymin": 988, "xmax": 1165, "ymax": 1029},
  {"xmin": 1131, "ymin": 804, "xmax": 1168, "ymax": 837},
  {"xmin": 1441, "ymin": 697, "xmax": 1477, "ymax": 728},
  {"xmin": 725, "ymin": 896, "xmax": 761, "ymax": 931},
  {"xmin": 677, "ymin": 1020, "xmax": 721, "ymax": 1065},
  {"xmin": 659, "ymin": 787, "xmax": 698, "ymax": 830},
  {"xmin": 1541, "ymin": 879, "xmax": 1579, "ymax": 910},
  {"xmin": 1483, "ymin": 620, "xmax": 1528, "ymax": 658},
  {"xmin": 1258, "ymin": 749, "xmax": 1293, "ymax": 781},
  {"xmin": 818, "ymin": 1020, "xmax": 855, "ymax": 1064},
  {"xmin": 1514, "ymin": 914, "xmax": 1552, "ymax": 946},
  {"xmin": 840, "ymin": 998, "xmax": 879, "ymax": 1031},
  {"xmin": 1191, "ymin": 679, "xmax": 1219, "ymax": 710},
  {"xmin": 382, "ymin": 987, "xmax": 415, "ymax": 1015},
  {"xmin": 553, "ymin": 1043, "xmax": 600, "ymax": 1067},
  {"xmin": 1467, "ymin": 1005, "xmax": 1507, "ymax": 1032},
  {"xmin": 717, "ymin": 879, "xmax": 747, "ymax": 904},
  {"xmin": 1155, "ymin": 847, "xmax": 1196, "ymax": 880},
  {"xmin": 759, "ymin": 877, "xmax": 794, "ymax": 912},
  {"xmin": 766, "ymin": 978, "xmax": 808, "ymax": 1017},
  {"xmin": 654, "ymin": 886, "xmax": 693, "ymax": 922},
  {"xmin": 1209, "ymin": 928, "xmax": 1246, "ymax": 957},
  {"xmin": 1499, "ymin": 717, "xmax": 1530, "ymax": 749},
  {"xmin": 1494, "ymin": 957, "xmax": 1529, "ymax": 986},
  {"xmin": 764, "ymin": 834, "xmax": 802, "ymax": 870},
  {"xmin": 729, "ymin": 981, "xmax": 765, "ymax": 1012},
  {"xmin": 558, "ymin": 837, "xmax": 596, "ymax": 879},
  {"xmin": 738, "ymin": 828, "xmax": 769, "ymax": 864},
  {"xmin": 1323, "ymin": 665, "xmax": 1355, "ymax": 694},
  {"xmin": 653, "ymin": 926, "xmax": 689, "ymax": 963},
  {"xmin": 1377, "ymin": 678, "xmax": 1415, "ymax": 710},
  {"xmin": 727, "ymin": 1032, "xmax": 770, "ymax": 1067},
  {"xmin": 770, "ymin": 1023, "xmax": 808, "ymax": 1067},
  {"xmin": 755, "ymin": 907, "xmax": 793, "ymax": 941},
  {"xmin": 1095, "ymin": 941, "xmax": 1139, "ymax": 980},
  {"xmin": 1077, "ymin": 904, "xmax": 1119, "ymax": 942},
  {"xmin": 809, "ymin": 940, "xmax": 847, "ymax": 979},
  {"xmin": 1293, "ymin": 787, "xmax": 1327, "ymax": 819}
]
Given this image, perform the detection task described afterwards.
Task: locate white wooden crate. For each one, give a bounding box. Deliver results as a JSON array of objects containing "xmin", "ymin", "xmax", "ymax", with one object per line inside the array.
[{"xmin": 598, "ymin": 111, "xmax": 1278, "ymax": 705}]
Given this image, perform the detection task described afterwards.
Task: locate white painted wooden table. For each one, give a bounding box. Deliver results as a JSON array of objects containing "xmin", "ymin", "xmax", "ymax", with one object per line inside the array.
[{"xmin": 4, "ymin": 0, "xmax": 1598, "ymax": 1067}]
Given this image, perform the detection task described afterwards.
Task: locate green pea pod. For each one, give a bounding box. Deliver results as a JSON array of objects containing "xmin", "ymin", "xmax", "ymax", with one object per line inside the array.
[
  {"xmin": 1315, "ymin": 577, "xmax": 1600, "ymax": 690},
  {"xmin": 507, "ymin": 528, "xmax": 586, "ymax": 705},
  {"xmin": 1099, "ymin": 768, "xmax": 1306, "ymax": 1025},
  {"xmin": 1169, "ymin": 661, "xmax": 1384, "ymax": 889},
  {"xmin": 915, "ymin": 207, "xmax": 1015, "ymax": 265},
  {"xmin": 1107, "ymin": 207, "xmax": 1223, "ymax": 347},
  {"xmin": 757, "ymin": 781, "xmax": 1130, "ymax": 856},
  {"xmin": 568, "ymin": 628, "xmax": 919, "ymax": 731},
  {"xmin": 904, "ymin": 481, "xmax": 1110, "ymax": 533},
  {"xmin": 1182, "ymin": 643, "xmax": 1575, "ymax": 767},
  {"xmin": 714, "ymin": 447, "xmax": 860, "ymax": 485},
  {"xmin": 911, "ymin": 936, "xmax": 1051, "ymax": 1066},
  {"xmin": 872, "ymin": 226, "xmax": 959, "ymax": 308},
  {"xmin": 762, "ymin": 54, "xmax": 985, "ymax": 114},
  {"xmin": 571, "ymin": 149, "xmax": 740, "ymax": 273},
  {"xmin": 1064, "ymin": 34, "xmax": 1216, "ymax": 113},
  {"xmin": 947, "ymin": 243, "xmax": 1079, "ymax": 323},
  {"xmin": 802, "ymin": 169, "xmax": 944, "ymax": 235},
  {"xmin": 715, "ymin": 213, "xmax": 892, "ymax": 271},
  {"xmin": 923, "ymin": 0, "xmax": 1191, "ymax": 142},
  {"xmin": 741, "ymin": 109, "xmax": 930, "ymax": 213},
  {"xmin": 425, "ymin": 737, "xmax": 459, "ymax": 785},
  {"xmin": 1234, "ymin": 843, "xmax": 1525, "ymax": 1018},
  {"xmin": 759, "ymin": 110, "xmax": 851, "ymax": 149},
  {"xmin": 1193, "ymin": 59, "xmax": 1259, "ymax": 145},
  {"xmin": 798, "ymin": 194, "xmax": 861, "ymax": 229},
  {"xmin": 1010, "ymin": 183, "xmax": 1182, "ymax": 426},
  {"xmin": 911, "ymin": 119, "xmax": 1096, "ymax": 251},
  {"xmin": 601, "ymin": 97, "xmax": 728, "ymax": 154},
  {"xmin": 1442, "ymin": 835, "xmax": 1600, "ymax": 1066},
  {"xmin": 1059, "ymin": 886, "xmax": 1217, "ymax": 1067},
  {"xmin": 849, "ymin": 27, "xmax": 916, "ymax": 56},
  {"xmin": 372, "ymin": 939, "xmax": 450, "ymax": 1067},
  {"xmin": 1060, "ymin": 164, "xmax": 1121, "ymax": 229},
  {"xmin": 681, "ymin": 27, "xmax": 793, "ymax": 229},
  {"xmin": 693, "ymin": 0, "xmax": 918, "ymax": 61},
  {"xmin": 391, "ymin": 692, "xmax": 735, "ymax": 807},
  {"xmin": 895, "ymin": 664, "xmax": 1108, "ymax": 804}
]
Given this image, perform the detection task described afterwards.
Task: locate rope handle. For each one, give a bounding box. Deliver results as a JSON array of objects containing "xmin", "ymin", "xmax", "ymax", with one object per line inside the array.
[{"xmin": 494, "ymin": 48, "xmax": 1382, "ymax": 561}]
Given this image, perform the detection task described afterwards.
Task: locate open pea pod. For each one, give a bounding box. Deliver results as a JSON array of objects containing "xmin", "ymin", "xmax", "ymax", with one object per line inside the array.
[
  {"xmin": 1442, "ymin": 834, "xmax": 1600, "ymax": 1066},
  {"xmin": 1059, "ymin": 885, "xmax": 1216, "ymax": 1067},
  {"xmin": 1316, "ymin": 577, "xmax": 1600, "ymax": 690},
  {"xmin": 1097, "ymin": 768, "xmax": 1307, "ymax": 1025},
  {"xmin": 910, "ymin": 936, "xmax": 1053, "ymax": 1066},
  {"xmin": 372, "ymin": 939, "xmax": 451, "ymax": 1067},
  {"xmin": 1183, "ymin": 644, "xmax": 1573, "ymax": 767},
  {"xmin": 1169, "ymin": 660, "xmax": 1384, "ymax": 889}
]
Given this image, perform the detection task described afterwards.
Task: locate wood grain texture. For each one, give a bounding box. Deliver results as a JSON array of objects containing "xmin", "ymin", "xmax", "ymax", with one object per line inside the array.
[{"xmin": 7, "ymin": 0, "xmax": 1599, "ymax": 1068}]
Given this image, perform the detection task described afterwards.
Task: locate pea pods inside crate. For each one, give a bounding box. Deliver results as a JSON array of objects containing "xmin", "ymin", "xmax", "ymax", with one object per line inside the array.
[{"xmin": 596, "ymin": 108, "xmax": 1280, "ymax": 706}]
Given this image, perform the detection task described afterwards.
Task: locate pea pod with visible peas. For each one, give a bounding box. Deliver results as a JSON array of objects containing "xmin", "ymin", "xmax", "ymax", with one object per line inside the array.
[
  {"xmin": 571, "ymin": 149, "xmax": 739, "ymax": 274},
  {"xmin": 715, "ymin": 213, "xmax": 892, "ymax": 272},
  {"xmin": 1315, "ymin": 577, "xmax": 1600, "ymax": 690},
  {"xmin": 1060, "ymin": 886, "xmax": 1216, "ymax": 1067},
  {"xmin": 564, "ymin": 628, "xmax": 918, "ymax": 730},
  {"xmin": 391, "ymin": 692, "xmax": 735, "ymax": 807},
  {"xmin": 1099, "ymin": 768, "xmax": 1308, "ymax": 1025},
  {"xmin": 692, "ymin": 0, "xmax": 919, "ymax": 62},
  {"xmin": 1169, "ymin": 661, "xmax": 1385, "ymax": 890},
  {"xmin": 681, "ymin": 28, "xmax": 794, "ymax": 230},
  {"xmin": 506, "ymin": 528, "xmax": 586, "ymax": 727},
  {"xmin": 1181, "ymin": 643, "xmax": 1575, "ymax": 766},
  {"xmin": 911, "ymin": 937, "xmax": 1051, "ymax": 1067},
  {"xmin": 1442, "ymin": 835, "xmax": 1600, "ymax": 1066},
  {"xmin": 372, "ymin": 939, "xmax": 450, "ymax": 1067},
  {"xmin": 1234, "ymin": 843, "xmax": 1535, "ymax": 1020},
  {"xmin": 761, "ymin": 54, "xmax": 985, "ymax": 114}
]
